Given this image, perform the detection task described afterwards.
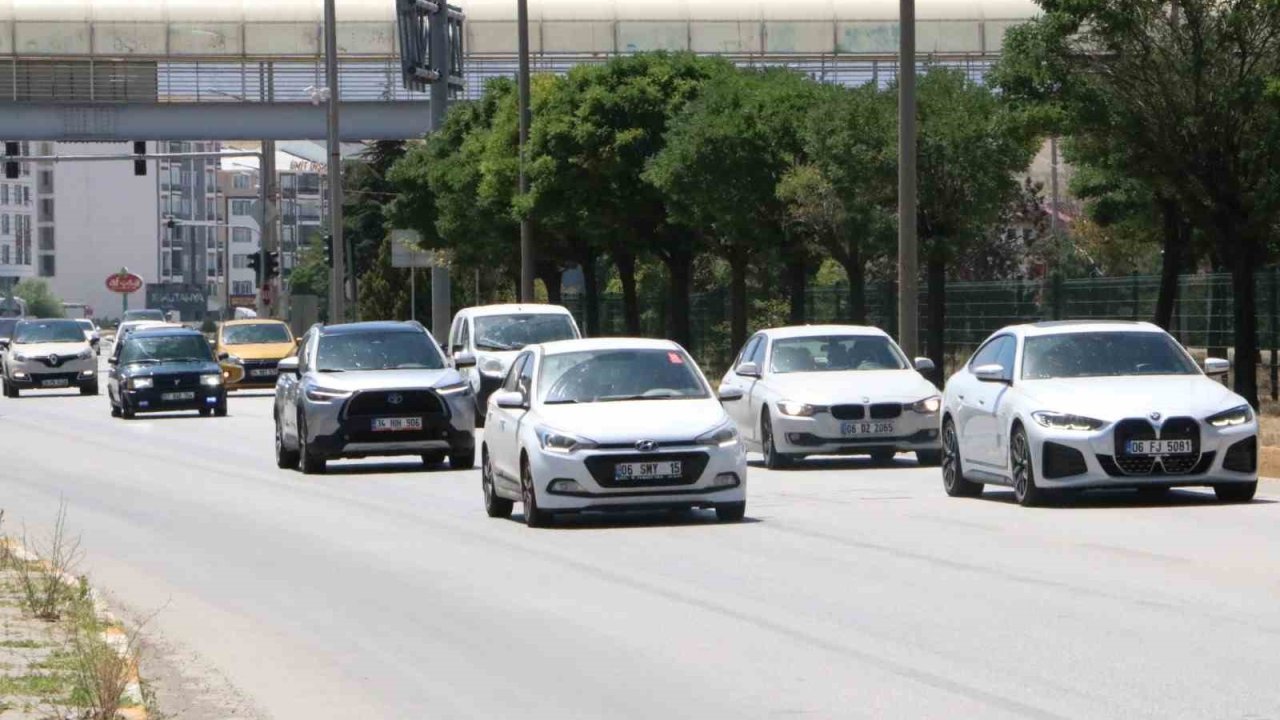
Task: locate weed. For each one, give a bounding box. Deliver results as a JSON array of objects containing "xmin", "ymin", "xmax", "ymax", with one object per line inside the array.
[
  {"xmin": 13, "ymin": 501, "xmax": 84, "ymax": 621},
  {"xmin": 64, "ymin": 599, "xmax": 147, "ymax": 720}
]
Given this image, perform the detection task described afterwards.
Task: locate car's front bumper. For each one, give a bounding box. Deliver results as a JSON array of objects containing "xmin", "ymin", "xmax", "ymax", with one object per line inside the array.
[
  {"xmin": 769, "ymin": 410, "xmax": 941, "ymax": 455},
  {"xmin": 303, "ymin": 387, "xmax": 477, "ymax": 459},
  {"xmin": 124, "ymin": 386, "xmax": 226, "ymax": 413},
  {"xmin": 6, "ymin": 362, "xmax": 97, "ymax": 389},
  {"xmin": 1027, "ymin": 418, "xmax": 1258, "ymax": 489},
  {"xmin": 529, "ymin": 442, "xmax": 747, "ymax": 513},
  {"xmin": 229, "ymin": 359, "xmax": 283, "ymax": 389}
]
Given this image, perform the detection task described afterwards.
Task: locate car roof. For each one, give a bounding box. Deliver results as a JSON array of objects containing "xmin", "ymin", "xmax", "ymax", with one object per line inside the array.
[
  {"xmin": 760, "ymin": 324, "xmax": 892, "ymax": 340},
  {"xmin": 129, "ymin": 327, "xmax": 203, "ymax": 338},
  {"xmin": 16, "ymin": 318, "xmax": 79, "ymax": 326},
  {"xmin": 538, "ymin": 337, "xmax": 682, "ymax": 355},
  {"xmin": 318, "ymin": 321, "xmax": 425, "ymax": 336},
  {"xmin": 1011, "ymin": 320, "xmax": 1165, "ymax": 337},
  {"xmin": 458, "ymin": 304, "xmax": 574, "ymax": 318},
  {"xmin": 221, "ymin": 318, "xmax": 288, "ymax": 327}
]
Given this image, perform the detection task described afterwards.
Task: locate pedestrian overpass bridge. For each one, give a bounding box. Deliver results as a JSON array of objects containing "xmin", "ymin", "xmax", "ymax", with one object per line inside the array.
[{"xmin": 0, "ymin": 0, "xmax": 1039, "ymax": 141}]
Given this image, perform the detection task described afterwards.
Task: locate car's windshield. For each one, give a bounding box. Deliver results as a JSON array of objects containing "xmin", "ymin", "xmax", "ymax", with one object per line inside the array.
[
  {"xmin": 316, "ymin": 331, "xmax": 444, "ymax": 372},
  {"xmin": 0, "ymin": 318, "xmax": 17, "ymax": 339},
  {"xmin": 474, "ymin": 314, "xmax": 577, "ymax": 351},
  {"xmin": 223, "ymin": 323, "xmax": 292, "ymax": 345},
  {"xmin": 14, "ymin": 321, "xmax": 86, "ymax": 344},
  {"xmin": 770, "ymin": 335, "xmax": 908, "ymax": 373},
  {"xmin": 121, "ymin": 335, "xmax": 215, "ymax": 365},
  {"xmin": 540, "ymin": 348, "xmax": 708, "ymax": 403},
  {"xmin": 1022, "ymin": 331, "xmax": 1199, "ymax": 379},
  {"xmin": 123, "ymin": 309, "xmax": 166, "ymax": 322}
]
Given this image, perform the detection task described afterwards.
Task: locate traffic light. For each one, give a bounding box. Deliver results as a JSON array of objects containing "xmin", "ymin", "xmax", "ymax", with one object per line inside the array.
[
  {"xmin": 265, "ymin": 251, "xmax": 280, "ymax": 279},
  {"xmin": 322, "ymin": 234, "xmax": 333, "ymax": 268},
  {"xmin": 133, "ymin": 141, "xmax": 147, "ymax": 176},
  {"xmin": 4, "ymin": 142, "xmax": 19, "ymax": 180},
  {"xmin": 247, "ymin": 253, "xmax": 261, "ymax": 283}
]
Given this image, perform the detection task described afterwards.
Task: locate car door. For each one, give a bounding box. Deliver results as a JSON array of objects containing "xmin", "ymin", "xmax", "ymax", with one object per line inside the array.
[
  {"xmin": 278, "ymin": 332, "xmax": 310, "ymax": 442},
  {"xmin": 488, "ymin": 352, "xmax": 530, "ymax": 485},
  {"xmin": 959, "ymin": 335, "xmax": 1015, "ymax": 468},
  {"xmin": 721, "ymin": 335, "xmax": 763, "ymax": 437}
]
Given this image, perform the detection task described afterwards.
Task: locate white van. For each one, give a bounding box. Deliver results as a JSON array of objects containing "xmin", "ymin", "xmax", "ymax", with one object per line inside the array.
[{"xmin": 447, "ymin": 304, "xmax": 581, "ymax": 424}]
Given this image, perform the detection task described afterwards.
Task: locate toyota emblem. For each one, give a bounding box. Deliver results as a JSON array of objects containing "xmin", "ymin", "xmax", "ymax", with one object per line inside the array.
[
  {"xmin": 635, "ymin": 440, "xmax": 658, "ymax": 452},
  {"xmin": 1149, "ymin": 411, "xmax": 1162, "ymax": 422},
  {"xmin": 387, "ymin": 393, "xmax": 404, "ymax": 406}
]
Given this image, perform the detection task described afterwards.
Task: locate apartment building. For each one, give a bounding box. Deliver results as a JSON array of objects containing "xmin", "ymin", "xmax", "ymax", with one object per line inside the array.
[{"xmin": 0, "ymin": 141, "xmax": 36, "ymax": 294}]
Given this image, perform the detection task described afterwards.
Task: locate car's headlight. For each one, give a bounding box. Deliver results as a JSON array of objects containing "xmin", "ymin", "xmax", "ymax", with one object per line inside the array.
[
  {"xmin": 909, "ymin": 396, "xmax": 942, "ymax": 414},
  {"xmin": 129, "ymin": 377, "xmax": 153, "ymax": 390},
  {"xmin": 305, "ymin": 385, "xmax": 352, "ymax": 402},
  {"xmin": 435, "ymin": 381, "xmax": 471, "ymax": 395},
  {"xmin": 1032, "ymin": 411, "xmax": 1105, "ymax": 431},
  {"xmin": 1207, "ymin": 404, "xmax": 1252, "ymax": 428},
  {"xmin": 479, "ymin": 357, "xmax": 505, "ymax": 377},
  {"xmin": 77, "ymin": 348, "xmax": 94, "ymax": 360},
  {"xmin": 777, "ymin": 400, "xmax": 819, "ymax": 417},
  {"xmin": 696, "ymin": 422, "xmax": 739, "ymax": 447},
  {"xmin": 537, "ymin": 427, "xmax": 597, "ymax": 454},
  {"xmin": 200, "ymin": 373, "xmax": 223, "ymax": 387}
]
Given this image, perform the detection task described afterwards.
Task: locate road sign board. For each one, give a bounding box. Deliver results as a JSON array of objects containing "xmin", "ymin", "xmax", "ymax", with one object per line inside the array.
[{"xmin": 105, "ymin": 271, "xmax": 143, "ymax": 294}]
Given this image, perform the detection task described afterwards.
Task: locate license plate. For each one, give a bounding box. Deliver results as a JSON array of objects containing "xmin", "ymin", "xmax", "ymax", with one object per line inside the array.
[
  {"xmin": 372, "ymin": 417, "xmax": 423, "ymax": 432},
  {"xmin": 841, "ymin": 421, "xmax": 895, "ymax": 436},
  {"xmin": 162, "ymin": 391, "xmax": 195, "ymax": 401},
  {"xmin": 41, "ymin": 378, "xmax": 69, "ymax": 388},
  {"xmin": 614, "ymin": 461, "xmax": 683, "ymax": 481},
  {"xmin": 1126, "ymin": 439, "xmax": 1194, "ymax": 456},
  {"xmin": 250, "ymin": 368, "xmax": 278, "ymax": 377}
]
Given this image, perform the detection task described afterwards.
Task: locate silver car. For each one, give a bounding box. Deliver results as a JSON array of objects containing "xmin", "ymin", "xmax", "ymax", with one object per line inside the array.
[{"xmin": 273, "ymin": 321, "xmax": 478, "ymax": 474}]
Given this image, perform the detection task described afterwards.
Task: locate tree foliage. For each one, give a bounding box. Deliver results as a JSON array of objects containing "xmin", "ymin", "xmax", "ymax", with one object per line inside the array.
[{"xmin": 13, "ymin": 279, "xmax": 64, "ymax": 318}]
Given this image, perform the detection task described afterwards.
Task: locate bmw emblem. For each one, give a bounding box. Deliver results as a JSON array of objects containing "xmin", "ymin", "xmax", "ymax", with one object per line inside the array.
[
  {"xmin": 387, "ymin": 393, "xmax": 404, "ymax": 406},
  {"xmin": 635, "ymin": 440, "xmax": 658, "ymax": 452},
  {"xmin": 1149, "ymin": 411, "xmax": 1162, "ymax": 422}
]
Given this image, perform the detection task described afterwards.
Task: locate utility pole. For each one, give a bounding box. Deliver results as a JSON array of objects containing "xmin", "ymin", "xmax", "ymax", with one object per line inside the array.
[
  {"xmin": 260, "ymin": 139, "xmax": 276, "ymax": 318},
  {"xmin": 429, "ymin": 0, "xmax": 452, "ymax": 342},
  {"xmin": 324, "ymin": 0, "xmax": 346, "ymax": 323},
  {"xmin": 517, "ymin": 0, "xmax": 535, "ymax": 302},
  {"xmin": 897, "ymin": 0, "xmax": 919, "ymax": 358}
]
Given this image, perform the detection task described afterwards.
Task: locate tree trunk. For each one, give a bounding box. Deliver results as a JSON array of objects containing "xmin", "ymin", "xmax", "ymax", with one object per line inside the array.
[
  {"xmin": 1153, "ymin": 198, "xmax": 1184, "ymax": 331},
  {"xmin": 926, "ymin": 250, "xmax": 947, "ymax": 384},
  {"xmin": 841, "ymin": 238, "xmax": 866, "ymax": 323},
  {"xmin": 1226, "ymin": 224, "xmax": 1259, "ymax": 408},
  {"xmin": 787, "ymin": 250, "xmax": 807, "ymax": 325},
  {"xmin": 579, "ymin": 253, "xmax": 600, "ymax": 337},
  {"xmin": 539, "ymin": 266, "xmax": 563, "ymax": 305},
  {"xmin": 729, "ymin": 247, "xmax": 749, "ymax": 355},
  {"xmin": 664, "ymin": 247, "xmax": 693, "ymax": 349},
  {"xmin": 615, "ymin": 249, "xmax": 641, "ymax": 334}
]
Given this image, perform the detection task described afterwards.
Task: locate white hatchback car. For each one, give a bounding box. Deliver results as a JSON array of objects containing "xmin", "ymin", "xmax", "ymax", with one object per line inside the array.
[
  {"xmin": 480, "ymin": 338, "xmax": 747, "ymax": 527},
  {"xmin": 941, "ymin": 321, "xmax": 1259, "ymax": 506},
  {"xmin": 720, "ymin": 325, "xmax": 943, "ymax": 468}
]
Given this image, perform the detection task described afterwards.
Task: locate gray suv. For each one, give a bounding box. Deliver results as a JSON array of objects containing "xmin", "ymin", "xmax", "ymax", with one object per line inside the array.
[{"xmin": 273, "ymin": 321, "xmax": 477, "ymax": 474}]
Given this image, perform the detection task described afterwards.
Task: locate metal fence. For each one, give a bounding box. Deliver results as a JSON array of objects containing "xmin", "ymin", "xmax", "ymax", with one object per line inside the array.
[{"xmin": 562, "ymin": 271, "xmax": 1276, "ymax": 373}]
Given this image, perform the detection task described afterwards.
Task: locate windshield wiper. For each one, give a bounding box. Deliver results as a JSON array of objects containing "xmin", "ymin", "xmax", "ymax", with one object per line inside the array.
[
  {"xmin": 543, "ymin": 398, "xmax": 581, "ymax": 405},
  {"xmin": 598, "ymin": 393, "xmax": 684, "ymax": 402},
  {"xmin": 317, "ymin": 368, "xmax": 345, "ymax": 373},
  {"xmin": 168, "ymin": 357, "xmax": 209, "ymax": 363},
  {"xmin": 475, "ymin": 341, "xmax": 516, "ymax": 351},
  {"xmin": 126, "ymin": 358, "xmax": 161, "ymax": 364}
]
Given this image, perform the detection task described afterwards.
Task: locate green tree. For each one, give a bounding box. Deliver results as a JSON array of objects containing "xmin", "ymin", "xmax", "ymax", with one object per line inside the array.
[
  {"xmin": 288, "ymin": 241, "xmax": 330, "ymax": 321},
  {"xmin": 344, "ymin": 141, "xmax": 406, "ymax": 280},
  {"xmin": 993, "ymin": 0, "xmax": 1280, "ymax": 407},
  {"xmin": 357, "ymin": 238, "xmax": 409, "ymax": 321},
  {"xmin": 13, "ymin": 279, "xmax": 64, "ymax": 318}
]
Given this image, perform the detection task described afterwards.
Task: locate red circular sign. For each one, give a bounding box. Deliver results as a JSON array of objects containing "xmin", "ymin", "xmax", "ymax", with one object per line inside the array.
[{"xmin": 105, "ymin": 272, "xmax": 143, "ymax": 294}]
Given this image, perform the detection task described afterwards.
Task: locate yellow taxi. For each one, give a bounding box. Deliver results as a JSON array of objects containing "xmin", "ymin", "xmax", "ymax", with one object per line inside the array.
[{"xmin": 214, "ymin": 319, "xmax": 297, "ymax": 389}]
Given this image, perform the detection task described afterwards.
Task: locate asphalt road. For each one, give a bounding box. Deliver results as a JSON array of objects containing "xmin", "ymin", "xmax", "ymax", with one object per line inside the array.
[{"xmin": 2, "ymin": 376, "xmax": 1280, "ymax": 719}]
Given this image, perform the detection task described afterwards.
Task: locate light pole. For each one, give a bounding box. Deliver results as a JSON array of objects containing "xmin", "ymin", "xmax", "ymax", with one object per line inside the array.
[
  {"xmin": 898, "ymin": 0, "xmax": 919, "ymax": 358},
  {"xmin": 323, "ymin": 0, "xmax": 346, "ymax": 322},
  {"xmin": 517, "ymin": 0, "xmax": 535, "ymax": 302}
]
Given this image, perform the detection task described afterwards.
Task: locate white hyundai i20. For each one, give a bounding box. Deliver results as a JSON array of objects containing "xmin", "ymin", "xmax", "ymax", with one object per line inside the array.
[
  {"xmin": 480, "ymin": 338, "xmax": 748, "ymax": 527},
  {"xmin": 940, "ymin": 321, "xmax": 1258, "ymax": 506}
]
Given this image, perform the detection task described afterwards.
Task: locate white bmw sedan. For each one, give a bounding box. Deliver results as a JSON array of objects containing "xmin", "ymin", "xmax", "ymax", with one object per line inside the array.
[
  {"xmin": 941, "ymin": 321, "xmax": 1258, "ymax": 506},
  {"xmin": 719, "ymin": 325, "xmax": 943, "ymax": 468},
  {"xmin": 480, "ymin": 338, "xmax": 748, "ymax": 527}
]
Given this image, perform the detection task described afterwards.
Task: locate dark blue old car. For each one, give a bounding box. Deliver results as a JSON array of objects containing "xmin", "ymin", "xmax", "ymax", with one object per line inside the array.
[{"xmin": 107, "ymin": 327, "xmax": 227, "ymax": 419}]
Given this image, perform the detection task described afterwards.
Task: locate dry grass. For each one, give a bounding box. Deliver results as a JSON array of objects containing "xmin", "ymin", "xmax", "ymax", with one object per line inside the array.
[{"xmin": 13, "ymin": 502, "xmax": 84, "ymax": 621}]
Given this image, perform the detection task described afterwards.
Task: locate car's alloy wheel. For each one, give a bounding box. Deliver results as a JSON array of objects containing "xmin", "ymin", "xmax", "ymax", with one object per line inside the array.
[
  {"xmin": 298, "ymin": 414, "xmax": 326, "ymax": 475},
  {"xmin": 1214, "ymin": 481, "xmax": 1257, "ymax": 503},
  {"xmin": 761, "ymin": 413, "xmax": 791, "ymax": 470},
  {"xmin": 942, "ymin": 419, "xmax": 983, "ymax": 498},
  {"xmin": 275, "ymin": 417, "xmax": 299, "ymax": 469},
  {"xmin": 482, "ymin": 448, "xmax": 513, "ymax": 519},
  {"xmin": 1011, "ymin": 427, "xmax": 1045, "ymax": 507},
  {"xmin": 521, "ymin": 459, "xmax": 550, "ymax": 528}
]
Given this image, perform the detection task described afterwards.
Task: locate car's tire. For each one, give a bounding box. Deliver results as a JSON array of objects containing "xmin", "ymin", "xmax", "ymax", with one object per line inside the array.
[
  {"xmin": 474, "ymin": 399, "xmax": 486, "ymax": 429},
  {"xmin": 482, "ymin": 447, "xmax": 513, "ymax": 519},
  {"xmin": 1214, "ymin": 481, "xmax": 1257, "ymax": 503},
  {"xmin": 1011, "ymin": 425, "xmax": 1046, "ymax": 507},
  {"xmin": 110, "ymin": 403, "xmax": 122, "ymax": 418},
  {"xmin": 716, "ymin": 501, "xmax": 746, "ymax": 523},
  {"xmin": 121, "ymin": 402, "xmax": 134, "ymax": 419},
  {"xmin": 450, "ymin": 447, "xmax": 476, "ymax": 470},
  {"xmin": 1, "ymin": 379, "xmax": 11, "ymax": 398},
  {"xmin": 275, "ymin": 417, "xmax": 299, "ymax": 469},
  {"xmin": 421, "ymin": 451, "xmax": 447, "ymax": 467},
  {"xmin": 7, "ymin": 383, "xmax": 18, "ymax": 398},
  {"xmin": 298, "ymin": 414, "xmax": 326, "ymax": 475},
  {"xmin": 942, "ymin": 418, "xmax": 983, "ymax": 498},
  {"xmin": 760, "ymin": 411, "xmax": 793, "ymax": 470},
  {"xmin": 80, "ymin": 382, "xmax": 99, "ymax": 396},
  {"xmin": 870, "ymin": 449, "xmax": 897, "ymax": 464},
  {"xmin": 521, "ymin": 457, "xmax": 551, "ymax": 528},
  {"xmin": 214, "ymin": 399, "xmax": 228, "ymax": 417},
  {"xmin": 916, "ymin": 449, "xmax": 943, "ymax": 467}
]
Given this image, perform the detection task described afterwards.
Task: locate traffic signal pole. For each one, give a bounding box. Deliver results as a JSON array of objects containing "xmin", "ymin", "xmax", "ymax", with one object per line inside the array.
[
  {"xmin": 517, "ymin": 0, "xmax": 535, "ymax": 303},
  {"xmin": 429, "ymin": 0, "xmax": 452, "ymax": 342},
  {"xmin": 324, "ymin": 0, "xmax": 347, "ymax": 323},
  {"xmin": 897, "ymin": 0, "xmax": 919, "ymax": 358}
]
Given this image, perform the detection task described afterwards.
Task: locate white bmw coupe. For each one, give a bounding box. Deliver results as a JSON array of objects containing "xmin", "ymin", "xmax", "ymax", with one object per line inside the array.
[{"xmin": 940, "ymin": 321, "xmax": 1258, "ymax": 506}]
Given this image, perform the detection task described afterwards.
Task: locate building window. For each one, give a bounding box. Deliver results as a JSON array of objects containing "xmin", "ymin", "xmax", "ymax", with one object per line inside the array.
[
  {"xmin": 37, "ymin": 170, "xmax": 52, "ymax": 194},
  {"xmin": 298, "ymin": 201, "xmax": 321, "ymax": 221},
  {"xmin": 233, "ymin": 173, "xmax": 252, "ymax": 189},
  {"xmin": 39, "ymin": 197, "xmax": 53, "ymax": 217},
  {"xmin": 233, "ymin": 280, "xmax": 254, "ymax": 295},
  {"xmin": 298, "ymin": 174, "xmax": 321, "ymax": 195},
  {"xmin": 1, "ymin": 184, "xmax": 8, "ymax": 205},
  {"xmin": 233, "ymin": 253, "xmax": 249, "ymax": 269},
  {"xmin": 37, "ymin": 226, "xmax": 53, "ymax": 251},
  {"xmin": 38, "ymin": 254, "xmax": 54, "ymax": 277},
  {"xmin": 232, "ymin": 227, "xmax": 253, "ymax": 244},
  {"xmin": 21, "ymin": 187, "xmax": 30, "ymax": 205},
  {"xmin": 1, "ymin": 215, "xmax": 8, "ymax": 235},
  {"xmin": 231, "ymin": 199, "xmax": 254, "ymax": 216},
  {"xmin": 1, "ymin": 245, "xmax": 8, "ymax": 264}
]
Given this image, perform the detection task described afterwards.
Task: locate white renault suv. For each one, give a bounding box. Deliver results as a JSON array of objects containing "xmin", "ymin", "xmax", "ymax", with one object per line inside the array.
[
  {"xmin": 480, "ymin": 338, "xmax": 747, "ymax": 527},
  {"xmin": 1, "ymin": 318, "xmax": 99, "ymax": 397},
  {"xmin": 720, "ymin": 325, "xmax": 942, "ymax": 468},
  {"xmin": 940, "ymin": 321, "xmax": 1258, "ymax": 506}
]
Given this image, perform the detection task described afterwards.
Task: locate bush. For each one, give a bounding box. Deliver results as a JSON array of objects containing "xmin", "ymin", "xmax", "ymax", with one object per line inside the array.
[{"xmin": 13, "ymin": 279, "xmax": 65, "ymax": 318}]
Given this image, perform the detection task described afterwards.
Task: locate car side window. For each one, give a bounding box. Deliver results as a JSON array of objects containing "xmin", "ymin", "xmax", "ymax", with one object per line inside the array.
[
  {"xmin": 995, "ymin": 337, "xmax": 1017, "ymax": 381},
  {"xmin": 502, "ymin": 354, "xmax": 527, "ymax": 393},
  {"xmin": 735, "ymin": 336, "xmax": 761, "ymax": 369},
  {"xmin": 299, "ymin": 332, "xmax": 314, "ymax": 373},
  {"xmin": 970, "ymin": 336, "xmax": 1012, "ymax": 372},
  {"xmin": 749, "ymin": 336, "xmax": 768, "ymax": 368},
  {"xmin": 517, "ymin": 353, "xmax": 535, "ymax": 398},
  {"xmin": 457, "ymin": 319, "xmax": 471, "ymax": 355}
]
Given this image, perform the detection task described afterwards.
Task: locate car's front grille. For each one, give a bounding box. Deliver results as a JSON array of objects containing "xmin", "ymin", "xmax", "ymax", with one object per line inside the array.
[
  {"xmin": 1098, "ymin": 452, "xmax": 1216, "ymax": 478},
  {"xmin": 26, "ymin": 371, "xmax": 78, "ymax": 383},
  {"xmin": 869, "ymin": 403, "xmax": 902, "ymax": 420},
  {"xmin": 33, "ymin": 354, "xmax": 81, "ymax": 368},
  {"xmin": 830, "ymin": 404, "xmax": 902, "ymax": 420},
  {"xmin": 1224, "ymin": 437, "xmax": 1257, "ymax": 473},
  {"xmin": 584, "ymin": 452, "xmax": 710, "ymax": 488},
  {"xmin": 346, "ymin": 390, "xmax": 444, "ymax": 417},
  {"xmin": 1109, "ymin": 417, "xmax": 1200, "ymax": 475},
  {"xmin": 149, "ymin": 373, "xmax": 202, "ymax": 390},
  {"xmin": 1042, "ymin": 442, "xmax": 1088, "ymax": 479},
  {"xmin": 830, "ymin": 405, "xmax": 865, "ymax": 420}
]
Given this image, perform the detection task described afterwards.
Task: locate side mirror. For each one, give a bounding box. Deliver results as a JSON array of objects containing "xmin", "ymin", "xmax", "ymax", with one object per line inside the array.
[
  {"xmin": 106, "ymin": 356, "xmax": 117, "ymax": 366},
  {"xmin": 454, "ymin": 352, "xmax": 477, "ymax": 369},
  {"xmin": 217, "ymin": 351, "xmax": 230, "ymax": 361},
  {"xmin": 973, "ymin": 363, "xmax": 1009, "ymax": 384},
  {"xmin": 493, "ymin": 390, "xmax": 526, "ymax": 410},
  {"xmin": 277, "ymin": 357, "xmax": 301, "ymax": 377},
  {"xmin": 0, "ymin": 339, "xmax": 8, "ymax": 350},
  {"xmin": 718, "ymin": 385, "xmax": 745, "ymax": 402},
  {"xmin": 914, "ymin": 357, "xmax": 936, "ymax": 373},
  {"xmin": 735, "ymin": 361, "xmax": 761, "ymax": 378},
  {"xmin": 295, "ymin": 337, "xmax": 303, "ymax": 346},
  {"xmin": 1204, "ymin": 357, "xmax": 1230, "ymax": 376}
]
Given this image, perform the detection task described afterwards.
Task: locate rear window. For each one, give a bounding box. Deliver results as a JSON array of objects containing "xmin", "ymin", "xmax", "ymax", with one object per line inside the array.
[{"xmin": 474, "ymin": 314, "xmax": 578, "ymax": 351}]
